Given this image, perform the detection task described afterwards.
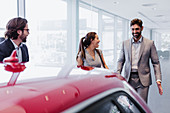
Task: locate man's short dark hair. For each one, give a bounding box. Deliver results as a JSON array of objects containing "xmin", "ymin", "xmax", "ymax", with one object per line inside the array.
[
  {"xmin": 5, "ymin": 17, "xmax": 28, "ymax": 39},
  {"xmin": 130, "ymin": 18, "xmax": 143, "ymax": 28}
]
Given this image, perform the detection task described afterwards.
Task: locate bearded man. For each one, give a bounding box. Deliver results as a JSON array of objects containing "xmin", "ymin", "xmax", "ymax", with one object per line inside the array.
[
  {"xmin": 117, "ymin": 18, "xmax": 163, "ymax": 103},
  {"xmin": 0, "ymin": 17, "xmax": 29, "ymax": 62}
]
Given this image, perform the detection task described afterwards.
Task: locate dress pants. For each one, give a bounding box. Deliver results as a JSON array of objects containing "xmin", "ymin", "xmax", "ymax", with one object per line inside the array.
[{"xmin": 128, "ymin": 72, "xmax": 149, "ymax": 103}]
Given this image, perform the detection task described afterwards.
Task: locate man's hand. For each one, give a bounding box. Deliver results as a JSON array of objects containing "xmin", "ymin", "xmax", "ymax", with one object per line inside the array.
[{"xmin": 156, "ymin": 81, "xmax": 163, "ymax": 95}]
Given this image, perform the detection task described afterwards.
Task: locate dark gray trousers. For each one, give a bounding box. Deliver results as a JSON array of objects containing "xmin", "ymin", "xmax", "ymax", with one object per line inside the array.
[{"xmin": 128, "ymin": 72, "xmax": 149, "ymax": 103}]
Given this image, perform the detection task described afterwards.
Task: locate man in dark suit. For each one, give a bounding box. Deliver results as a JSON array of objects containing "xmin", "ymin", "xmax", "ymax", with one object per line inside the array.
[
  {"xmin": 117, "ymin": 18, "xmax": 163, "ymax": 103},
  {"xmin": 0, "ymin": 17, "xmax": 29, "ymax": 62}
]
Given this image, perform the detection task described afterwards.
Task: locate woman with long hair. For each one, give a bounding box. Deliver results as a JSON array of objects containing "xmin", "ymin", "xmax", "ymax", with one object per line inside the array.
[{"xmin": 76, "ymin": 32, "xmax": 108, "ymax": 69}]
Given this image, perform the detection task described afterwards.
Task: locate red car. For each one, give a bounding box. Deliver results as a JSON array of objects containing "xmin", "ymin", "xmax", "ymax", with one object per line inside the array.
[{"xmin": 0, "ymin": 51, "xmax": 152, "ymax": 113}]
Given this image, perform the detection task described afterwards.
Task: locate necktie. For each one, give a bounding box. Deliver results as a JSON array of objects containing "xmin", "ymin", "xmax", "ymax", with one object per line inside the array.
[
  {"xmin": 15, "ymin": 47, "xmax": 19, "ymax": 57},
  {"xmin": 15, "ymin": 47, "xmax": 22, "ymax": 62}
]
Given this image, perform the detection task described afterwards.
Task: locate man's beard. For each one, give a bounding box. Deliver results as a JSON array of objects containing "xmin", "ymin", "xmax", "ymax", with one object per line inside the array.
[
  {"xmin": 132, "ymin": 32, "xmax": 142, "ymax": 39},
  {"xmin": 22, "ymin": 37, "xmax": 27, "ymax": 42},
  {"xmin": 20, "ymin": 35, "xmax": 27, "ymax": 42}
]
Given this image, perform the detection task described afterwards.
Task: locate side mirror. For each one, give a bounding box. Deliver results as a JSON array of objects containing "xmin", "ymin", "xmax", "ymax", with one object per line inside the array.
[
  {"xmin": 3, "ymin": 50, "xmax": 26, "ymax": 86},
  {"xmin": 3, "ymin": 50, "xmax": 18, "ymax": 63}
]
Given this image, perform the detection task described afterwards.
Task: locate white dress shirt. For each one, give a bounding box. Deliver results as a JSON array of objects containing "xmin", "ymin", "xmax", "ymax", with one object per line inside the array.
[
  {"xmin": 10, "ymin": 39, "xmax": 22, "ymax": 63},
  {"xmin": 131, "ymin": 37, "xmax": 142, "ymax": 71}
]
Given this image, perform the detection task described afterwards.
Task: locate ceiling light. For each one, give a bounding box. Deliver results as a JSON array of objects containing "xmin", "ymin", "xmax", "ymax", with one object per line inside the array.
[
  {"xmin": 155, "ymin": 15, "xmax": 164, "ymax": 17},
  {"xmin": 142, "ymin": 3, "xmax": 157, "ymax": 7},
  {"xmin": 113, "ymin": 1, "xmax": 119, "ymax": 5},
  {"xmin": 152, "ymin": 7, "xmax": 157, "ymax": 10}
]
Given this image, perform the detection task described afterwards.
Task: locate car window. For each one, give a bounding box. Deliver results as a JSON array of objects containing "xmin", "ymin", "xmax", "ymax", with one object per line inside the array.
[
  {"xmin": 80, "ymin": 97, "xmax": 121, "ymax": 113},
  {"xmin": 80, "ymin": 91, "xmax": 146, "ymax": 113},
  {"xmin": 114, "ymin": 92, "xmax": 146, "ymax": 113},
  {"xmin": 117, "ymin": 95, "xmax": 140, "ymax": 113},
  {"xmin": 91, "ymin": 101, "xmax": 120, "ymax": 113}
]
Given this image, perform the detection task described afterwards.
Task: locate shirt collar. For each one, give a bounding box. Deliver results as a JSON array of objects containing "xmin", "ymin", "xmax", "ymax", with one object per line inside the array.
[
  {"xmin": 132, "ymin": 36, "xmax": 143, "ymax": 43},
  {"xmin": 10, "ymin": 39, "xmax": 22, "ymax": 48}
]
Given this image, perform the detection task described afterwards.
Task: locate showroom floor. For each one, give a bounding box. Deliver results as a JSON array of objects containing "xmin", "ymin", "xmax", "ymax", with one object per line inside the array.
[{"xmin": 148, "ymin": 58, "xmax": 170, "ymax": 113}]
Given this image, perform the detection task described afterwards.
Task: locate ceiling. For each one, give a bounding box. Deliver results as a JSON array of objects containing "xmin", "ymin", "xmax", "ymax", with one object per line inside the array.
[{"xmin": 81, "ymin": 0, "xmax": 170, "ymax": 34}]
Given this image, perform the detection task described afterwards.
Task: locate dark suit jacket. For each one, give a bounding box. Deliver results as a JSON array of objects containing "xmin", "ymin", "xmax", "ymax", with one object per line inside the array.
[
  {"xmin": 0, "ymin": 38, "xmax": 29, "ymax": 62},
  {"xmin": 117, "ymin": 37, "xmax": 162, "ymax": 87}
]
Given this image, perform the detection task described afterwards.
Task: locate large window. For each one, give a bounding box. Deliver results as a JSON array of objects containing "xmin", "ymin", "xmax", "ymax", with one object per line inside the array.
[
  {"xmin": 161, "ymin": 34, "xmax": 170, "ymax": 51},
  {"xmin": 115, "ymin": 17, "xmax": 124, "ymax": 65},
  {"xmin": 0, "ymin": 0, "xmax": 135, "ymax": 72},
  {"xmin": 0, "ymin": 0, "xmax": 17, "ymax": 37},
  {"xmin": 79, "ymin": 2, "xmax": 98, "ymax": 39},
  {"xmin": 79, "ymin": 2, "xmax": 129, "ymax": 70},
  {"xmin": 143, "ymin": 27, "xmax": 151, "ymax": 40},
  {"xmin": 26, "ymin": 0, "xmax": 67, "ymax": 67},
  {"xmin": 101, "ymin": 14, "xmax": 114, "ymax": 68}
]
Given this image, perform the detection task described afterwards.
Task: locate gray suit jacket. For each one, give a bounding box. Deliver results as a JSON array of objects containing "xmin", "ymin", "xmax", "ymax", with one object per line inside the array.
[{"xmin": 117, "ymin": 37, "xmax": 162, "ymax": 86}]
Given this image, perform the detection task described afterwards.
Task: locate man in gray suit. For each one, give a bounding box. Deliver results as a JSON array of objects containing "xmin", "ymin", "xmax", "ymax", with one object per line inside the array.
[{"xmin": 117, "ymin": 18, "xmax": 163, "ymax": 103}]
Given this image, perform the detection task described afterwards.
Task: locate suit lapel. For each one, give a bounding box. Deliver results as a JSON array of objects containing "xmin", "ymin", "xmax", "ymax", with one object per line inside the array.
[
  {"xmin": 6, "ymin": 39, "xmax": 15, "ymax": 50},
  {"xmin": 138, "ymin": 37, "xmax": 145, "ymax": 61},
  {"xmin": 6, "ymin": 39, "xmax": 15, "ymax": 56},
  {"xmin": 128, "ymin": 39, "xmax": 132, "ymax": 63},
  {"xmin": 21, "ymin": 46, "xmax": 24, "ymax": 61}
]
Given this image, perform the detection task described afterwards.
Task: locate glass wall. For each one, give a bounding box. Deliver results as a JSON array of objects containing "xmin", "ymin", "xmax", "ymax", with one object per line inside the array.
[
  {"xmin": 101, "ymin": 13, "xmax": 114, "ymax": 68},
  {"xmin": 152, "ymin": 31, "xmax": 161, "ymax": 50},
  {"xmin": 143, "ymin": 27, "xmax": 151, "ymax": 39},
  {"xmin": 161, "ymin": 34, "xmax": 170, "ymax": 51},
  {"xmin": 79, "ymin": 1, "xmax": 129, "ymax": 70},
  {"xmin": 26, "ymin": 0, "xmax": 67, "ymax": 67},
  {"xmin": 115, "ymin": 17, "xmax": 124, "ymax": 65},
  {"xmin": 1, "ymin": 0, "xmax": 168, "ymax": 72},
  {"xmin": 79, "ymin": 3, "xmax": 98, "ymax": 39},
  {"xmin": 0, "ymin": 0, "xmax": 17, "ymax": 37}
]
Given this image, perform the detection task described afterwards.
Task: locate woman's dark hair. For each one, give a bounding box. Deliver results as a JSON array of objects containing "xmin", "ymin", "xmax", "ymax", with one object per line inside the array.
[
  {"xmin": 76, "ymin": 32, "xmax": 97, "ymax": 60},
  {"xmin": 5, "ymin": 17, "xmax": 28, "ymax": 40},
  {"xmin": 130, "ymin": 18, "xmax": 143, "ymax": 28}
]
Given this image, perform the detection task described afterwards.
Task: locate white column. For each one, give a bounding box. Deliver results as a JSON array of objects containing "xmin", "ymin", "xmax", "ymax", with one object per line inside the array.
[
  {"xmin": 18, "ymin": 0, "xmax": 25, "ymax": 17},
  {"xmin": 67, "ymin": 0, "xmax": 79, "ymax": 65}
]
